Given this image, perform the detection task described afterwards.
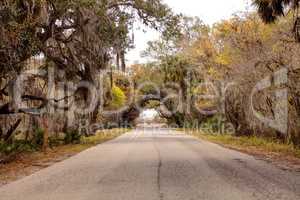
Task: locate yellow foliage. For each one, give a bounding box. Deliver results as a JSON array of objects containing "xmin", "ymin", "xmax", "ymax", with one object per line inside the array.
[
  {"xmin": 109, "ymin": 85, "xmax": 126, "ymax": 109},
  {"xmin": 207, "ymin": 67, "xmax": 217, "ymax": 76},
  {"xmin": 214, "ymin": 47, "xmax": 232, "ymax": 66}
]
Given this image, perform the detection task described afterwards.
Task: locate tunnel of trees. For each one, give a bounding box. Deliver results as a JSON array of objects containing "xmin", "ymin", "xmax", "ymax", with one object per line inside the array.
[
  {"xmin": 0, "ymin": 0, "xmax": 180, "ymax": 160},
  {"xmin": 1, "ymin": 0, "xmax": 300, "ymax": 163}
]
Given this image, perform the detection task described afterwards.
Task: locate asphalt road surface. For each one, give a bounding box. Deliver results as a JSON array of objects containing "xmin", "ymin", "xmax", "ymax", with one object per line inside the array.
[{"xmin": 1, "ymin": 128, "xmax": 300, "ymax": 200}]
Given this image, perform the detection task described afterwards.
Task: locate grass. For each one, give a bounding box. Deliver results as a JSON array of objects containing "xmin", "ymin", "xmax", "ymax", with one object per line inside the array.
[
  {"xmin": 46, "ymin": 128, "xmax": 130, "ymax": 154},
  {"xmin": 186, "ymin": 130, "xmax": 300, "ymax": 160},
  {"xmin": 80, "ymin": 128, "xmax": 130, "ymax": 146},
  {"xmin": 0, "ymin": 128, "xmax": 130, "ymax": 186}
]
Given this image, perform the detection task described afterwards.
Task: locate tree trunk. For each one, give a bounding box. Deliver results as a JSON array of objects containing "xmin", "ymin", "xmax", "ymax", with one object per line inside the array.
[
  {"xmin": 110, "ymin": 64, "xmax": 114, "ymax": 88},
  {"xmin": 43, "ymin": 127, "xmax": 48, "ymax": 153},
  {"xmin": 116, "ymin": 51, "xmax": 120, "ymax": 71},
  {"xmin": 42, "ymin": 117, "xmax": 49, "ymax": 153},
  {"xmin": 120, "ymin": 50, "xmax": 126, "ymax": 72}
]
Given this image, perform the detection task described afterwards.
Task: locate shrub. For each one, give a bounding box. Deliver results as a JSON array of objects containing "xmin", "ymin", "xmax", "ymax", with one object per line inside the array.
[
  {"xmin": 0, "ymin": 140, "xmax": 36, "ymax": 156},
  {"xmin": 31, "ymin": 127, "xmax": 45, "ymax": 147},
  {"xmin": 109, "ymin": 85, "xmax": 126, "ymax": 109},
  {"xmin": 64, "ymin": 129, "xmax": 81, "ymax": 144}
]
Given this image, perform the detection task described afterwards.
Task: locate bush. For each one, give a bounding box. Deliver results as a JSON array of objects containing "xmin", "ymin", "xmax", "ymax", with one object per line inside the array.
[
  {"xmin": 0, "ymin": 127, "xmax": 45, "ymax": 157},
  {"xmin": 0, "ymin": 140, "xmax": 36, "ymax": 156},
  {"xmin": 204, "ymin": 115, "xmax": 223, "ymax": 133},
  {"xmin": 109, "ymin": 85, "xmax": 126, "ymax": 109},
  {"xmin": 64, "ymin": 129, "xmax": 81, "ymax": 144},
  {"xmin": 31, "ymin": 127, "xmax": 45, "ymax": 147}
]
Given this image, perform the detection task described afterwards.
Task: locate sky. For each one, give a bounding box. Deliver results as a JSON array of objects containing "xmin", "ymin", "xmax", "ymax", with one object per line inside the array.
[
  {"xmin": 140, "ymin": 109, "xmax": 159, "ymax": 120},
  {"xmin": 127, "ymin": 0, "xmax": 252, "ymax": 64}
]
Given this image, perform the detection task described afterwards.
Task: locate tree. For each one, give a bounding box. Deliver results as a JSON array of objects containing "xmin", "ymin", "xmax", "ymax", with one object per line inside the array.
[
  {"xmin": 0, "ymin": 0, "xmax": 180, "ymax": 115},
  {"xmin": 253, "ymin": 0, "xmax": 298, "ymax": 23},
  {"xmin": 0, "ymin": 0, "xmax": 180, "ymax": 152},
  {"xmin": 253, "ymin": 0, "xmax": 300, "ymax": 41}
]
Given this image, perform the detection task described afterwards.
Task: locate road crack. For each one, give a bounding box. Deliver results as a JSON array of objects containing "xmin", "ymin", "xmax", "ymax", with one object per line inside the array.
[{"xmin": 154, "ymin": 139, "xmax": 164, "ymax": 200}]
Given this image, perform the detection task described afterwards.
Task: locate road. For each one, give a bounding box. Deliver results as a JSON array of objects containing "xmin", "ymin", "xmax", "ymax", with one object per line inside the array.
[{"xmin": 1, "ymin": 128, "xmax": 300, "ymax": 200}]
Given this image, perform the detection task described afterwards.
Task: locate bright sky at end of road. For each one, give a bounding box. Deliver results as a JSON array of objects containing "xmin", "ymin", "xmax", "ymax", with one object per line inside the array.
[
  {"xmin": 127, "ymin": 0, "xmax": 252, "ymax": 64},
  {"xmin": 140, "ymin": 109, "xmax": 159, "ymax": 121}
]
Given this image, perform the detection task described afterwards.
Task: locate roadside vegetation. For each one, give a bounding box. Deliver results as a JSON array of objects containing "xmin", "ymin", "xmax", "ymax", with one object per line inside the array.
[
  {"xmin": 133, "ymin": 1, "xmax": 300, "ymax": 152},
  {"xmin": 187, "ymin": 130, "xmax": 300, "ymax": 159},
  {"xmin": 0, "ymin": 128, "xmax": 129, "ymax": 186},
  {"xmin": 129, "ymin": 1, "xmax": 300, "ymax": 165}
]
